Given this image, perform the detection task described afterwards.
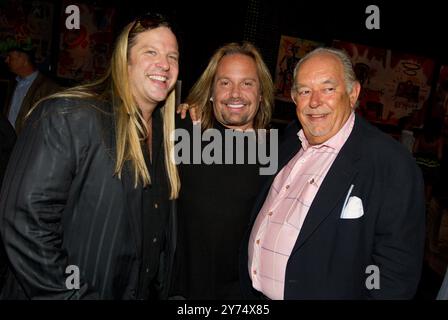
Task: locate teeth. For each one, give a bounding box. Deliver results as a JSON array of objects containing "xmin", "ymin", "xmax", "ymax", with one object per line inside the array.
[
  {"xmin": 309, "ymin": 114, "xmax": 326, "ymax": 118},
  {"xmin": 147, "ymin": 75, "xmax": 167, "ymax": 82},
  {"xmin": 227, "ymin": 104, "xmax": 244, "ymax": 108}
]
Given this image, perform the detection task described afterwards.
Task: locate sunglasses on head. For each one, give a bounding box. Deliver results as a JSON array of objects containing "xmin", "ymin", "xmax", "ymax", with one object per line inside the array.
[{"xmin": 132, "ymin": 12, "xmax": 170, "ymax": 30}]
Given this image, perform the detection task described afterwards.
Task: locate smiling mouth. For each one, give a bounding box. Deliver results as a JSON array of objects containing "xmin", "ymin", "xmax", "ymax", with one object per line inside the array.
[
  {"xmin": 226, "ymin": 103, "xmax": 245, "ymax": 109},
  {"xmin": 307, "ymin": 114, "xmax": 329, "ymax": 120},
  {"xmin": 146, "ymin": 74, "xmax": 168, "ymax": 82}
]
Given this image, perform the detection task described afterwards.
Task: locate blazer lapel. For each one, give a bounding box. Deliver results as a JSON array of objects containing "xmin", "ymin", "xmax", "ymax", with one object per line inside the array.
[
  {"xmin": 291, "ymin": 115, "xmax": 363, "ymax": 254},
  {"xmin": 14, "ymin": 73, "xmax": 43, "ymax": 127},
  {"xmin": 98, "ymin": 101, "xmax": 142, "ymax": 255},
  {"xmin": 121, "ymin": 163, "xmax": 143, "ymax": 255}
]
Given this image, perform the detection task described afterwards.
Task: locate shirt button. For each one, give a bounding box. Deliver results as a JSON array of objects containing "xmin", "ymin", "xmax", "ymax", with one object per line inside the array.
[
  {"xmin": 154, "ymin": 203, "xmax": 158, "ymax": 209},
  {"xmin": 256, "ymin": 239, "xmax": 260, "ymax": 245},
  {"xmin": 153, "ymin": 237, "xmax": 157, "ymax": 243},
  {"xmin": 285, "ymin": 185, "xmax": 290, "ymax": 189},
  {"xmin": 253, "ymin": 270, "xmax": 257, "ymax": 275},
  {"xmin": 268, "ymin": 211, "xmax": 273, "ymax": 216},
  {"xmin": 146, "ymin": 268, "xmax": 150, "ymax": 273}
]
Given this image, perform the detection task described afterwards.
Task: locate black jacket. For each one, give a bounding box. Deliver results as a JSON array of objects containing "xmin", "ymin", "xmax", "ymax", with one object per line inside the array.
[
  {"xmin": 0, "ymin": 113, "xmax": 16, "ymax": 291},
  {"xmin": 240, "ymin": 114, "xmax": 425, "ymax": 299},
  {"xmin": 3, "ymin": 72, "xmax": 61, "ymax": 134},
  {"xmin": 0, "ymin": 113, "xmax": 15, "ymax": 185},
  {"xmin": 0, "ymin": 98, "xmax": 176, "ymax": 299}
]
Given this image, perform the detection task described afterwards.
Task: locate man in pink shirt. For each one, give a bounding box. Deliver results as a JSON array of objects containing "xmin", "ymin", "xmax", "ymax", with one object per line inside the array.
[{"xmin": 240, "ymin": 47, "xmax": 425, "ymax": 299}]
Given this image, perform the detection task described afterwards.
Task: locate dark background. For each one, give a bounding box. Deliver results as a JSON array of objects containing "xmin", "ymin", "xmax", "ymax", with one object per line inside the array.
[
  {"xmin": 1, "ymin": 0, "xmax": 446, "ymax": 103},
  {"xmin": 0, "ymin": 0, "xmax": 447, "ymax": 299}
]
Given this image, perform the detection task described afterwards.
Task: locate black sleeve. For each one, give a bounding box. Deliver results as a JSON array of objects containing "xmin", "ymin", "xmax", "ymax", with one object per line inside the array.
[
  {"xmin": 0, "ymin": 100, "xmax": 99, "ymax": 299},
  {"xmin": 0, "ymin": 113, "xmax": 16, "ymax": 185},
  {"xmin": 370, "ymin": 157, "xmax": 426, "ymax": 299},
  {"xmin": 0, "ymin": 113, "xmax": 16, "ymax": 151}
]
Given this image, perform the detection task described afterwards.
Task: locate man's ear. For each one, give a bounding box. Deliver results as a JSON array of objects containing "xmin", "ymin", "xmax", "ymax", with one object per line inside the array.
[
  {"xmin": 349, "ymin": 81, "xmax": 361, "ymax": 108},
  {"xmin": 291, "ymin": 91, "xmax": 297, "ymax": 105}
]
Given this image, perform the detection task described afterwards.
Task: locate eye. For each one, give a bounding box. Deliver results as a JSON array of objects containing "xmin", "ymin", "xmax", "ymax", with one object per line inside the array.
[
  {"xmin": 242, "ymin": 80, "xmax": 255, "ymax": 87},
  {"xmin": 168, "ymin": 55, "xmax": 179, "ymax": 62},
  {"xmin": 297, "ymin": 89, "xmax": 311, "ymax": 96},
  {"xmin": 219, "ymin": 79, "xmax": 230, "ymax": 87},
  {"xmin": 323, "ymin": 87, "xmax": 335, "ymax": 93},
  {"xmin": 146, "ymin": 50, "xmax": 157, "ymax": 56}
]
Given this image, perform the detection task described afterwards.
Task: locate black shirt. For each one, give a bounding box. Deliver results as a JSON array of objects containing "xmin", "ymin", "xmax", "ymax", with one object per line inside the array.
[
  {"xmin": 174, "ymin": 116, "xmax": 270, "ymax": 299},
  {"xmin": 136, "ymin": 108, "xmax": 170, "ymax": 299}
]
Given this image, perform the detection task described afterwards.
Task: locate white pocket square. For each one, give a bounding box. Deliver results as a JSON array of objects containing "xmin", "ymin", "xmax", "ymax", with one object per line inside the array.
[{"xmin": 340, "ymin": 196, "xmax": 364, "ymax": 219}]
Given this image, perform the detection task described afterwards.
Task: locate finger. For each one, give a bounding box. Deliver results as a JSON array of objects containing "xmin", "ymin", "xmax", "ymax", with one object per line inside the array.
[
  {"xmin": 176, "ymin": 103, "xmax": 186, "ymax": 114},
  {"xmin": 176, "ymin": 104, "xmax": 189, "ymax": 118},
  {"xmin": 190, "ymin": 108, "xmax": 198, "ymax": 122},
  {"xmin": 181, "ymin": 108, "xmax": 188, "ymax": 119},
  {"xmin": 190, "ymin": 107, "xmax": 202, "ymax": 122}
]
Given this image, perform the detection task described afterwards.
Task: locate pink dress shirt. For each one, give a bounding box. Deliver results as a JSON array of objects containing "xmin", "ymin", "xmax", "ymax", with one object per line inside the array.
[{"xmin": 248, "ymin": 112, "xmax": 355, "ymax": 299}]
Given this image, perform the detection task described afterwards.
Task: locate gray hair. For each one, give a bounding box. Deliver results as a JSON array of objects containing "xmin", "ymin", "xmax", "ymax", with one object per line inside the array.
[{"xmin": 292, "ymin": 47, "xmax": 357, "ymax": 94}]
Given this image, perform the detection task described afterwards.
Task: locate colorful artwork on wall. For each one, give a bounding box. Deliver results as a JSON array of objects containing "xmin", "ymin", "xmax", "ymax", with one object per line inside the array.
[
  {"xmin": 434, "ymin": 65, "xmax": 448, "ymax": 134},
  {"xmin": 57, "ymin": 0, "xmax": 116, "ymax": 82},
  {"xmin": 0, "ymin": 0, "xmax": 54, "ymax": 69},
  {"xmin": 274, "ymin": 35, "xmax": 323, "ymax": 102},
  {"xmin": 333, "ymin": 40, "xmax": 435, "ymax": 126}
]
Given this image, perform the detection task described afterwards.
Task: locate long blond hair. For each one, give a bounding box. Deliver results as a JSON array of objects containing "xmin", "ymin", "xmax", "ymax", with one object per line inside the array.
[
  {"xmin": 186, "ymin": 42, "xmax": 274, "ymax": 130},
  {"xmin": 29, "ymin": 14, "xmax": 179, "ymax": 199}
]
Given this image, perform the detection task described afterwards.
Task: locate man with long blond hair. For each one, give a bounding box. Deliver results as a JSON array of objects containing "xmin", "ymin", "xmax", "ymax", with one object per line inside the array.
[
  {"xmin": 0, "ymin": 13, "xmax": 180, "ymax": 300},
  {"xmin": 172, "ymin": 42, "xmax": 276, "ymax": 299}
]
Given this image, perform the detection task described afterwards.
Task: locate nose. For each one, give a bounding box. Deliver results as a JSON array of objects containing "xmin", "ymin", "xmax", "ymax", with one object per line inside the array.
[
  {"xmin": 230, "ymin": 84, "xmax": 241, "ymax": 98},
  {"xmin": 156, "ymin": 56, "xmax": 170, "ymax": 71},
  {"xmin": 309, "ymin": 90, "xmax": 321, "ymax": 108}
]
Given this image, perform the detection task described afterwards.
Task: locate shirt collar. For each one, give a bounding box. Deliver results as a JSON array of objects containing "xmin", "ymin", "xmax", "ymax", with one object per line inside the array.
[
  {"xmin": 16, "ymin": 71, "xmax": 38, "ymax": 83},
  {"xmin": 298, "ymin": 111, "xmax": 355, "ymax": 152}
]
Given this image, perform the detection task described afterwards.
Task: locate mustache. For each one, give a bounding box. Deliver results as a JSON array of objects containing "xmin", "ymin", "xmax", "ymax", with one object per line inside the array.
[
  {"xmin": 302, "ymin": 107, "xmax": 331, "ymax": 115},
  {"xmin": 221, "ymin": 98, "xmax": 249, "ymax": 105}
]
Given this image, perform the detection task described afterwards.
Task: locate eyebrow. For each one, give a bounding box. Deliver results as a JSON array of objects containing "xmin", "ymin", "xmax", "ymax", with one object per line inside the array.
[
  {"xmin": 216, "ymin": 77, "xmax": 258, "ymax": 81},
  {"xmin": 321, "ymin": 79, "xmax": 338, "ymax": 86},
  {"xmin": 138, "ymin": 45, "xmax": 179, "ymax": 56},
  {"xmin": 295, "ymin": 78, "xmax": 339, "ymax": 89}
]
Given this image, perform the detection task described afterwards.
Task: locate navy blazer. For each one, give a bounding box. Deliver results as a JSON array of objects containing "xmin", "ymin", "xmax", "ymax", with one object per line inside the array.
[{"xmin": 240, "ymin": 114, "xmax": 425, "ymax": 299}]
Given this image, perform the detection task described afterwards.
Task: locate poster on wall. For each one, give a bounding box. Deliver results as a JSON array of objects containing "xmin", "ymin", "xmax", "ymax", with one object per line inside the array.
[
  {"xmin": 274, "ymin": 35, "xmax": 323, "ymax": 102},
  {"xmin": 436, "ymin": 65, "xmax": 448, "ymax": 116},
  {"xmin": 435, "ymin": 65, "xmax": 448, "ymax": 134},
  {"xmin": 57, "ymin": 0, "xmax": 116, "ymax": 82},
  {"xmin": 333, "ymin": 40, "xmax": 435, "ymax": 126},
  {"xmin": 0, "ymin": 0, "xmax": 54, "ymax": 70}
]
